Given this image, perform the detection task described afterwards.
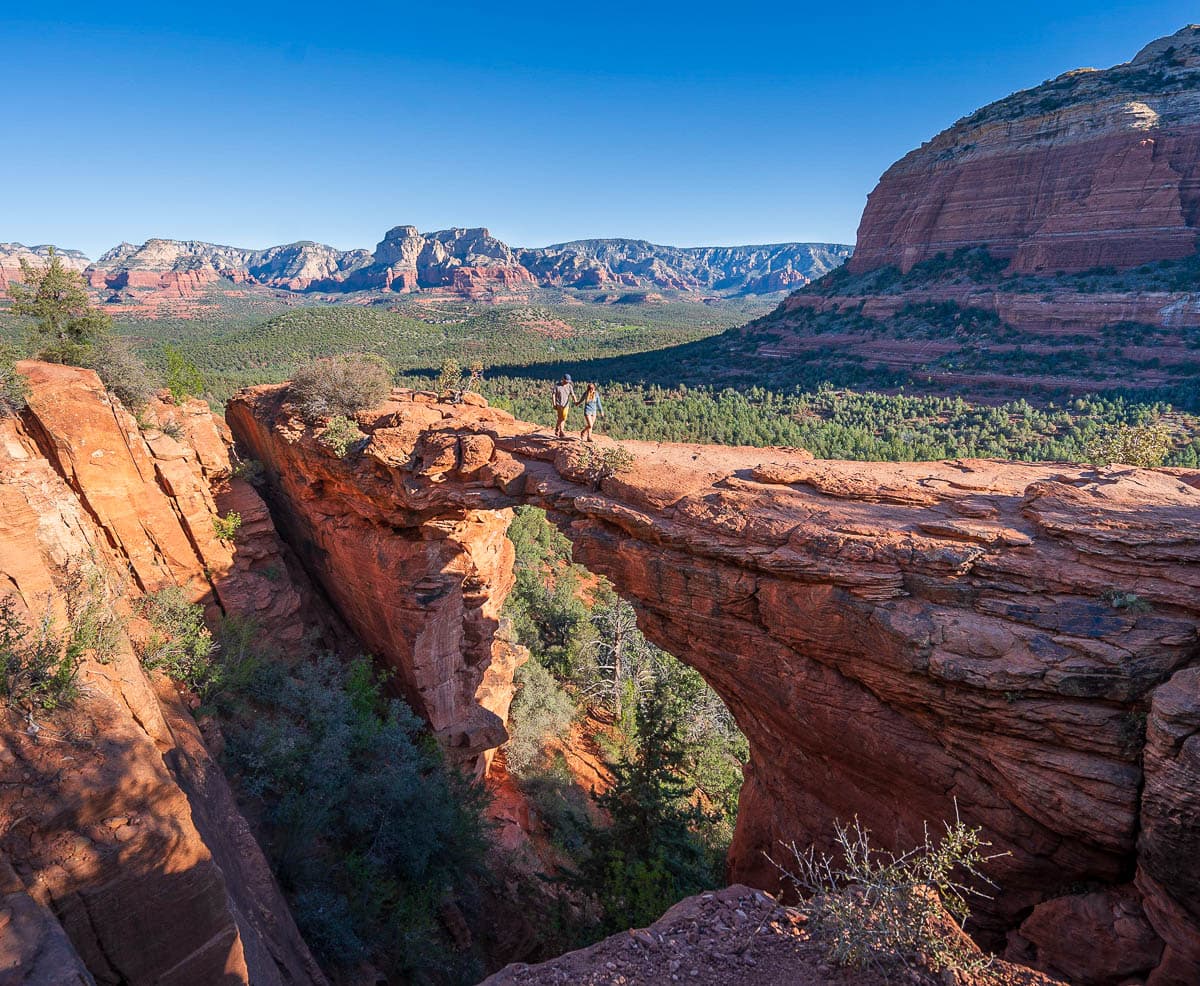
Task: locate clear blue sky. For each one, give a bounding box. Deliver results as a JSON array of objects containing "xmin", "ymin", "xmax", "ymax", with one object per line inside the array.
[{"xmin": 2, "ymin": 2, "xmax": 1194, "ymax": 258}]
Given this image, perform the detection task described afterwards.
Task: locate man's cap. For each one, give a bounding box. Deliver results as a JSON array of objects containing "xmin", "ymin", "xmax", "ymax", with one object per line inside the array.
[{"xmin": 563, "ymin": 374, "xmax": 572, "ymax": 382}]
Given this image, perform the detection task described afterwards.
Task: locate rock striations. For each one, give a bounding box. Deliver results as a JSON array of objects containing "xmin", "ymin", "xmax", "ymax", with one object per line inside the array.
[
  {"xmin": 228, "ymin": 384, "xmax": 1200, "ymax": 986},
  {"xmin": 0, "ymin": 363, "xmax": 326, "ymax": 986},
  {"xmin": 850, "ymin": 25, "xmax": 1200, "ymax": 275}
]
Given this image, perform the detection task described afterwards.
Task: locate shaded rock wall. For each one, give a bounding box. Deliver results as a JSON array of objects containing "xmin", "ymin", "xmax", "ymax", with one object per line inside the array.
[
  {"xmin": 0, "ymin": 363, "xmax": 325, "ymax": 986},
  {"xmin": 229, "ymin": 384, "xmax": 1200, "ymax": 983}
]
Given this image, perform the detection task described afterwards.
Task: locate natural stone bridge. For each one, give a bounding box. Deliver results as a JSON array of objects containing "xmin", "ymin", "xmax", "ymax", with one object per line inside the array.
[{"xmin": 228, "ymin": 386, "xmax": 1200, "ymax": 981}]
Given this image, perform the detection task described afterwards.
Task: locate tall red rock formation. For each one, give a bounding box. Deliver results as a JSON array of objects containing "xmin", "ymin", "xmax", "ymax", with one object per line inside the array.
[
  {"xmin": 229, "ymin": 385, "xmax": 1200, "ymax": 984},
  {"xmin": 0, "ymin": 363, "xmax": 325, "ymax": 986},
  {"xmin": 850, "ymin": 25, "xmax": 1200, "ymax": 275}
]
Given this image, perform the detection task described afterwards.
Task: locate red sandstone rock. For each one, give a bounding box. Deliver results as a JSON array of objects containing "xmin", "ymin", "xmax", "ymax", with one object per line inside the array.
[
  {"xmin": 0, "ymin": 855, "xmax": 94, "ymax": 985},
  {"xmin": 0, "ymin": 365, "xmax": 327, "ymax": 985},
  {"xmin": 228, "ymin": 384, "xmax": 1200, "ymax": 982},
  {"xmin": 850, "ymin": 26, "xmax": 1200, "ymax": 275},
  {"xmin": 1136, "ymin": 668, "xmax": 1200, "ymax": 984},
  {"xmin": 1008, "ymin": 886, "xmax": 1163, "ymax": 984}
]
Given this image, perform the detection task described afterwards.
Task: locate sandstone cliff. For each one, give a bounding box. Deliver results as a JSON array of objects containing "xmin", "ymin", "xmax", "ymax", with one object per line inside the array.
[
  {"xmin": 850, "ymin": 25, "xmax": 1200, "ymax": 275},
  {"xmin": 229, "ymin": 386, "xmax": 1200, "ymax": 985},
  {"xmin": 0, "ymin": 363, "xmax": 325, "ymax": 986}
]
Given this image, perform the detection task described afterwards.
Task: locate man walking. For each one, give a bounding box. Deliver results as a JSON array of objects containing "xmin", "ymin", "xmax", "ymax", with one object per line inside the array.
[{"xmin": 552, "ymin": 374, "xmax": 577, "ymax": 438}]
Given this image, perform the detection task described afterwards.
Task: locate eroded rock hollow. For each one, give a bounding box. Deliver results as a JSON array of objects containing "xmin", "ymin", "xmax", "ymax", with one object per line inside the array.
[{"xmin": 229, "ymin": 384, "xmax": 1200, "ymax": 984}]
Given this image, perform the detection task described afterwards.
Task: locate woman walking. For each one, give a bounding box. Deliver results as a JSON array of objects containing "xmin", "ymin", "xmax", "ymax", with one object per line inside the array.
[{"xmin": 579, "ymin": 382, "xmax": 605, "ymax": 442}]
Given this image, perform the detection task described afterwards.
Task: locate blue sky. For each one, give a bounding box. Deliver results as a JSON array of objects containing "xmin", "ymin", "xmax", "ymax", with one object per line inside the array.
[{"xmin": 2, "ymin": 2, "xmax": 1194, "ymax": 257}]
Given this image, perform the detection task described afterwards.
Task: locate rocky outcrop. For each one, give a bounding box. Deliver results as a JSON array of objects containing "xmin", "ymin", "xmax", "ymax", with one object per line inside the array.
[
  {"xmin": 0, "ymin": 363, "xmax": 325, "ymax": 985},
  {"xmin": 229, "ymin": 385, "xmax": 1200, "ymax": 982},
  {"xmin": 849, "ymin": 25, "xmax": 1200, "ymax": 275}
]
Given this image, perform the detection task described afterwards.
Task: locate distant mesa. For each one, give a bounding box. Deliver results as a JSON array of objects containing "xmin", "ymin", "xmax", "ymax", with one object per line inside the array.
[
  {"xmin": 0, "ymin": 227, "xmax": 853, "ymax": 307},
  {"xmin": 850, "ymin": 24, "xmax": 1200, "ymax": 275}
]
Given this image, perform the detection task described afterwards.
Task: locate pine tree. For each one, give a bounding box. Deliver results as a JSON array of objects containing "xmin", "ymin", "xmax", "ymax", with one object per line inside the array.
[
  {"xmin": 579, "ymin": 679, "xmax": 712, "ymax": 932},
  {"xmin": 6, "ymin": 250, "xmax": 111, "ymax": 364}
]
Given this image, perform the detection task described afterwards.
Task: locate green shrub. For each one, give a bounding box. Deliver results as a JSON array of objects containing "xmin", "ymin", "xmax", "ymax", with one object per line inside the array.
[
  {"xmin": 505, "ymin": 656, "xmax": 577, "ymax": 775},
  {"xmin": 164, "ymin": 345, "xmax": 205, "ymax": 402},
  {"xmin": 134, "ymin": 586, "xmax": 216, "ymax": 689},
  {"xmin": 0, "ymin": 343, "xmax": 30, "ymax": 415},
  {"xmin": 0, "ymin": 560, "xmax": 123, "ymax": 711},
  {"xmin": 231, "ymin": 457, "xmax": 265, "ymax": 484},
  {"xmin": 771, "ymin": 810, "xmax": 1002, "ymax": 974},
  {"xmin": 0, "ymin": 596, "xmax": 81, "ymax": 711},
  {"xmin": 213, "ymin": 511, "xmax": 242, "ymax": 543},
  {"xmin": 519, "ymin": 755, "xmax": 594, "ymax": 854},
  {"xmin": 90, "ymin": 335, "xmax": 159, "ymax": 409},
  {"xmin": 135, "ymin": 587, "xmax": 261, "ymax": 712},
  {"xmin": 1103, "ymin": 589, "xmax": 1152, "ymax": 613},
  {"xmin": 59, "ymin": 562, "xmax": 125, "ymax": 666},
  {"xmin": 1085, "ymin": 420, "xmax": 1174, "ymax": 467},
  {"xmin": 576, "ymin": 444, "xmax": 635, "ymax": 485},
  {"xmin": 289, "ymin": 354, "xmax": 392, "ymax": 422},
  {"xmin": 437, "ymin": 357, "xmax": 463, "ymax": 398},
  {"xmin": 318, "ymin": 415, "xmax": 364, "ymax": 457}
]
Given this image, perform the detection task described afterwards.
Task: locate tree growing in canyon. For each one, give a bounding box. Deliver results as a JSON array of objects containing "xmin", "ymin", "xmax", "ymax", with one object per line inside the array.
[
  {"xmin": 578, "ymin": 681, "xmax": 713, "ymax": 934},
  {"xmin": 6, "ymin": 249, "xmax": 111, "ymax": 364},
  {"xmin": 222, "ymin": 654, "xmax": 489, "ymax": 981}
]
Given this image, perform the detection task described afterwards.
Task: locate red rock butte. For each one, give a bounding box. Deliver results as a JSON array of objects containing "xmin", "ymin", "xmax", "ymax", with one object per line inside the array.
[
  {"xmin": 849, "ymin": 25, "xmax": 1200, "ymax": 275},
  {"xmin": 228, "ymin": 383, "xmax": 1200, "ymax": 984}
]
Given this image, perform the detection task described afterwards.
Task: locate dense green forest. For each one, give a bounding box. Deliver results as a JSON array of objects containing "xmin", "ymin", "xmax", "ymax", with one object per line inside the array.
[{"xmin": 111, "ymin": 300, "xmax": 763, "ymax": 405}]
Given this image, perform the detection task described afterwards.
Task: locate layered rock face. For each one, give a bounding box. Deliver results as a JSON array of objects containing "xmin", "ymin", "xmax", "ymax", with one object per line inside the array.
[
  {"xmin": 230, "ymin": 385, "xmax": 1200, "ymax": 984},
  {"xmin": 1, "ymin": 363, "xmax": 324, "ymax": 985},
  {"xmin": 850, "ymin": 25, "xmax": 1200, "ymax": 275}
]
